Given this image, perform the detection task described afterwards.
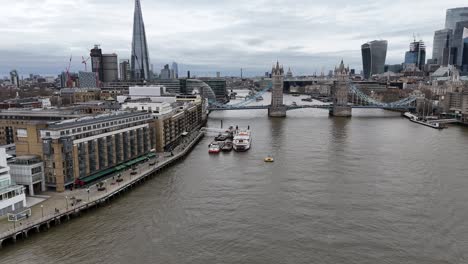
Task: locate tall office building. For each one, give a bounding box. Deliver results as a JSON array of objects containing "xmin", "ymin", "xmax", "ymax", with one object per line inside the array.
[
  {"xmin": 464, "ymin": 27, "xmax": 468, "ymax": 71},
  {"xmin": 404, "ymin": 40, "xmax": 426, "ymax": 70},
  {"xmin": 431, "ymin": 7, "xmax": 468, "ymax": 66},
  {"xmin": 172, "ymin": 62, "xmax": 179, "ymax": 79},
  {"xmin": 451, "ymin": 21, "xmax": 468, "ymax": 71},
  {"xmin": 102, "ymin": 54, "xmax": 118, "ymax": 82},
  {"xmin": 160, "ymin": 65, "xmax": 171, "ymax": 79},
  {"xmin": 361, "ymin": 40, "xmax": 388, "ymax": 79},
  {"xmin": 10, "ymin": 70, "xmax": 19, "ymax": 87},
  {"xmin": 445, "ymin": 7, "xmax": 468, "ymax": 31},
  {"xmin": 432, "ymin": 29, "xmax": 453, "ymax": 65},
  {"xmin": 119, "ymin": 59, "xmax": 131, "ymax": 81},
  {"xmin": 90, "ymin": 45, "xmax": 104, "ymax": 83},
  {"xmin": 131, "ymin": 0, "xmax": 151, "ymax": 81},
  {"xmin": 90, "ymin": 46, "xmax": 118, "ymax": 83}
]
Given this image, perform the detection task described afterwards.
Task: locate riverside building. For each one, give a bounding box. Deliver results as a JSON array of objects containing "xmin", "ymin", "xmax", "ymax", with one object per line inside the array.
[
  {"xmin": 0, "ymin": 148, "xmax": 26, "ymax": 217},
  {"xmin": 0, "ymin": 109, "xmax": 84, "ymax": 146},
  {"xmin": 122, "ymin": 97, "xmax": 204, "ymax": 152},
  {"xmin": 40, "ymin": 111, "xmax": 156, "ymax": 192},
  {"xmin": 8, "ymin": 155, "xmax": 45, "ymax": 196}
]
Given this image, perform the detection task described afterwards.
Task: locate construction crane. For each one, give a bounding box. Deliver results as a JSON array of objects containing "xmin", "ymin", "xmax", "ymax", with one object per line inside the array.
[
  {"xmin": 81, "ymin": 56, "xmax": 91, "ymax": 72},
  {"xmin": 65, "ymin": 55, "xmax": 73, "ymax": 88}
]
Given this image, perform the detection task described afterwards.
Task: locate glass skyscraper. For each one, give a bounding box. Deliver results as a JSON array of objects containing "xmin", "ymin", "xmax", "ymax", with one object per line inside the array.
[
  {"xmin": 445, "ymin": 7, "xmax": 468, "ymax": 31},
  {"xmin": 131, "ymin": 0, "xmax": 150, "ymax": 81},
  {"xmin": 361, "ymin": 40, "xmax": 388, "ymax": 79},
  {"xmin": 432, "ymin": 29, "xmax": 452, "ymax": 66},
  {"xmin": 432, "ymin": 7, "xmax": 468, "ymax": 66},
  {"xmin": 463, "ymin": 28, "xmax": 468, "ymax": 72},
  {"xmin": 451, "ymin": 21, "xmax": 468, "ymax": 70},
  {"xmin": 404, "ymin": 40, "xmax": 426, "ymax": 70}
]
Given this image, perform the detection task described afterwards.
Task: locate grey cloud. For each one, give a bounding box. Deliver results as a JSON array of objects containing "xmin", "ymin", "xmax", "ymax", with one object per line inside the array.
[{"xmin": 0, "ymin": 0, "xmax": 467, "ymax": 76}]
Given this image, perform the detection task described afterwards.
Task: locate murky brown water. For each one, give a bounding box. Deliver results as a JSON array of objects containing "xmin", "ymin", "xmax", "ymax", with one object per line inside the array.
[{"xmin": 2, "ymin": 94, "xmax": 468, "ymax": 263}]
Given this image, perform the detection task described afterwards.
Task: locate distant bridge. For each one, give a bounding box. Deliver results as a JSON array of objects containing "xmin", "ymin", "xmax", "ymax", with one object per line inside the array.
[
  {"xmin": 207, "ymin": 82, "xmax": 418, "ymax": 112},
  {"xmin": 208, "ymin": 104, "xmax": 414, "ymax": 111}
]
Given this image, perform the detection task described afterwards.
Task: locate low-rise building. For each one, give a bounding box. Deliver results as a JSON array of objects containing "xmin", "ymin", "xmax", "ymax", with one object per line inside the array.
[
  {"xmin": 0, "ymin": 148, "xmax": 26, "ymax": 217},
  {"xmin": 8, "ymin": 155, "xmax": 45, "ymax": 196},
  {"xmin": 438, "ymin": 83, "xmax": 468, "ymax": 125},
  {"xmin": 199, "ymin": 78, "xmax": 228, "ymax": 103},
  {"xmin": 59, "ymin": 88, "xmax": 101, "ymax": 106}
]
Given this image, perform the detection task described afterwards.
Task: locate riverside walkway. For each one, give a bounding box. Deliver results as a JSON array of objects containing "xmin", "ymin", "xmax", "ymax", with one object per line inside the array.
[{"xmin": 0, "ymin": 131, "xmax": 204, "ymax": 248}]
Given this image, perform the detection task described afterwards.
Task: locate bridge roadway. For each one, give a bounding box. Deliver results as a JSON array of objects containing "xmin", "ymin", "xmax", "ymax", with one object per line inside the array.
[{"xmin": 208, "ymin": 104, "xmax": 414, "ymax": 111}]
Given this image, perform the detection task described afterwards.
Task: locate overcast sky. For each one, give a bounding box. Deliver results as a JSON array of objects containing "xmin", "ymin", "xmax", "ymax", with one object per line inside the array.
[{"xmin": 0, "ymin": 0, "xmax": 467, "ymax": 77}]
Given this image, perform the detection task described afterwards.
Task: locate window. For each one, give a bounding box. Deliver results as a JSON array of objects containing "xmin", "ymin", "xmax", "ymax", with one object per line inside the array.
[{"xmin": 32, "ymin": 167, "xmax": 42, "ymax": 174}]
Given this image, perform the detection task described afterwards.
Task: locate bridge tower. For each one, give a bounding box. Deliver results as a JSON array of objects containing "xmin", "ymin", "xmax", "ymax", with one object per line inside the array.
[
  {"xmin": 268, "ymin": 61, "xmax": 287, "ymax": 117},
  {"xmin": 330, "ymin": 60, "xmax": 352, "ymax": 117}
]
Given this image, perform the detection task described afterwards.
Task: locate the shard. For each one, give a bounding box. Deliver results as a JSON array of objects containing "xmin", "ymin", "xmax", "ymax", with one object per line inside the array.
[{"xmin": 131, "ymin": 0, "xmax": 150, "ymax": 80}]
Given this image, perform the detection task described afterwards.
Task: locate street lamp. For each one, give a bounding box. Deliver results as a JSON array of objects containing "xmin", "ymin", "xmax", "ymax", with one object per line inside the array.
[
  {"xmin": 65, "ymin": 196, "xmax": 69, "ymax": 210},
  {"xmin": 41, "ymin": 205, "xmax": 44, "ymax": 218}
]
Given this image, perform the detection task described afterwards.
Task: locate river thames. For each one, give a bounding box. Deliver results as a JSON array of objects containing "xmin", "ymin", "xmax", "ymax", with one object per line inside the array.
[{"xmin": 2, "ymin": 94, "xmax": 468, "ymax": 264}]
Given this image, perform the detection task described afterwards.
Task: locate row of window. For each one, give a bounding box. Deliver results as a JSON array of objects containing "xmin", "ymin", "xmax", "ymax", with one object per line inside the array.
[
  {"xmin": 0, "ymin": 188, "xmax": 24, "ymax": 201},
  {"xmin": 53, "ymin": 115, "xmax": 151, "ymax": 136}
]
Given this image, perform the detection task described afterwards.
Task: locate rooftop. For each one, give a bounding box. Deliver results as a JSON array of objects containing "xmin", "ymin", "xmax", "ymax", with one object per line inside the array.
[
  {"xmin": 9, "ymin": 155, "xmax": 42, "ymax": 165},
  {"xmin": 46, "ymin": 111, "xmax": 150, "ymax": 130},
  {"xmin": 0, "ymin": 108, "xmax": 84, "ymax": 118}
]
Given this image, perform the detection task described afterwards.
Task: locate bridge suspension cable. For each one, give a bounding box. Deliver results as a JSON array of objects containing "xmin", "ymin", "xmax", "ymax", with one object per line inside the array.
[
  {"xmin": 208, "ymin": 83, "xmax": 273, "ymax": 109},
  {"xmin": 348, "ymin": 83, "xmax": 417, "ymax": 108}
]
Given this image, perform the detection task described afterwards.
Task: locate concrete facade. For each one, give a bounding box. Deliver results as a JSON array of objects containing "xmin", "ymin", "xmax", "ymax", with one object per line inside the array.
[
  {"xmin": 0, "ymin": 148, "xmax": 26, "ymax": 217},
  {"xmin": 8, "ymin": 156, "xmax": 45, "ymax": 196}
]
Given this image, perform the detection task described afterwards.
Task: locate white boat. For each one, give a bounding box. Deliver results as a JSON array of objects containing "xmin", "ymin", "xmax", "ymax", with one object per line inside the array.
[
  {"xmin": 233, "ymin": 130, "xmax": 251, "ymax": 152},
  {"xmin": 208, "ymin": 142, "xmax": 221, "ymax": 154}
]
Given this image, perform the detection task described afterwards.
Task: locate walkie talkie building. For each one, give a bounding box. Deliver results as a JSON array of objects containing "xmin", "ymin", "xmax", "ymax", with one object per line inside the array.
[
  {"xmin": 131, "ymin": 0, "xmax": 151, "ymax": 81},
  {"xmin": 361, "ymin": 40, "xmax": 388, "ymax": 79}
]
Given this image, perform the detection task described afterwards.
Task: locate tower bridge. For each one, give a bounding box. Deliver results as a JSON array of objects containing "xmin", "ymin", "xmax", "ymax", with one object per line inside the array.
[{"xmin": 207, "ymin": 61, "xmax": 418, "ymax": 115}]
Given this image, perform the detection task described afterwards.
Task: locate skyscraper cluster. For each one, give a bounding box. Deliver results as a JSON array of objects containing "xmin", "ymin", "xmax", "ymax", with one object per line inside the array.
[{"xmin": 432, "ymin": 7, "xmax": 468, "ymax": 71}]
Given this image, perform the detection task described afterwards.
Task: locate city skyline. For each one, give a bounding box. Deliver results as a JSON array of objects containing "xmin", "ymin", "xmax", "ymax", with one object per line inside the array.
[{"xmin": 1, "ymin": 0, "xmax": 468, "ymax": 77}]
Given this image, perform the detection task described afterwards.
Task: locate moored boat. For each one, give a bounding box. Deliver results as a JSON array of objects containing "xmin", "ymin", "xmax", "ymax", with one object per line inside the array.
[
  {"xmin": 404, "ymin": 112, "xmax": 446, "ymax": 130},
  {"xmin": 222, "ymin": 140, "xmax": 233, "ymax": 152},
  {"xmin": 233, "ymin": 130, "xmax": 251, "ymax": 152},
  {"xmin": 208, "ymin": 142, "xmax": 221, "ymax": 154}
]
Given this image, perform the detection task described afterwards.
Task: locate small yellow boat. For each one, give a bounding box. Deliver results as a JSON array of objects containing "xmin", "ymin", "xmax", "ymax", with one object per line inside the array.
[{"xmin": 264, "ymin": 156, "xmax": 274, "ymax": 162}]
